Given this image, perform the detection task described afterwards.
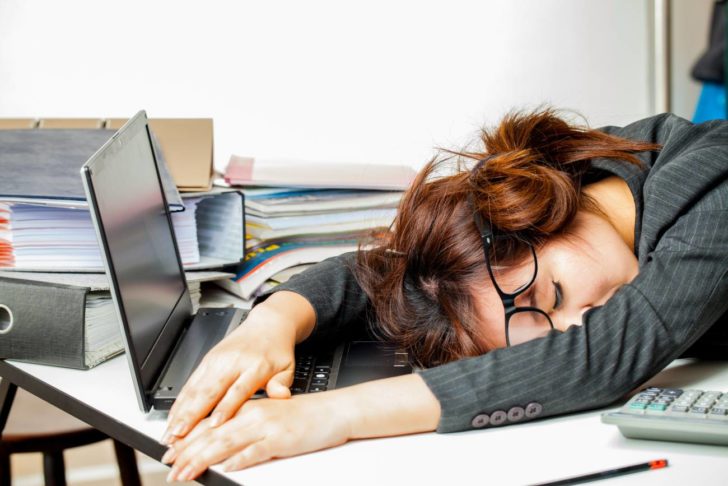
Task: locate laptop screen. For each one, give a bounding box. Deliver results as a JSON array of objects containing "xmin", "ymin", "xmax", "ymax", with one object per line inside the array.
[{"xmin": 86, "ymin": 114, "xmax": 188, "ymax": 380}]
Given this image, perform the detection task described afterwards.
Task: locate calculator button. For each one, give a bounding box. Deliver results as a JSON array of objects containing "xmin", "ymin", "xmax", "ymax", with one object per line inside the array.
[
  {"xmin": 669, "ymin": 404, "xmax": 690, "ymax": 413},
  {"xmin": 646, "ymin": 403, "xmax": 668, "ymax": 412},
  {"xmin": 690, "ymin": 406, "xmax": 709, "ymax": 415},
  {"xmin": 709, "ymin": 407, "xmax": 728, "ymax": 416},
  {"xmin": 659, "ymin": 389, "xmax": 683, "ymax": 396}
]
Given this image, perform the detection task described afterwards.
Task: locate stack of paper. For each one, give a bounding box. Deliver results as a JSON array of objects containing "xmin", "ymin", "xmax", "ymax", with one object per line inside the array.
[
  {"xmin": 0, "ymin": 200, "xmax": 200, "ymax": 271},
  {"xmin": 220, "ymin": 157, "xmax": 414, "ymax": 299},
  {"xmin": 225, "ymin": 156, "xmax": 417, "ymax": 190}
]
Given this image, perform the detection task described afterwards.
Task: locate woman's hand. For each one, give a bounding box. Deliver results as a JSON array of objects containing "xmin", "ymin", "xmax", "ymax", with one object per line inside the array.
[
  {"xmin": 162, "ymin": 392, "xmax": 352, "ymax": 481},
  {"xmin": 162, "ymin": 374, "xmax": 442, "ymax": 481},
  {"xmin": 162, "ymin": 291, "xmax": 316, "ymax": 445}
]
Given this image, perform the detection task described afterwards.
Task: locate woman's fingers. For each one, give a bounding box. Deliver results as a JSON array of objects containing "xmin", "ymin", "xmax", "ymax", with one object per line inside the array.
[
  {"xmin": 166, "ymin": 416, "xmax": 262, "ymax": 482},
  {"xmin": 162, "ymin": 363, "xmax": 239, "ymax": 443},
  {"xmin": 166, "ymin": 393, "xmax": 354, "ymax": 481},
  {"xmin": 265, "ymin": 369, "xmax": 294, "ymax": 399},
  {"xmin": 221, "ymin": 440, "xmax": 271, "ymax": 472},
  {"xmin": 207, "ymin": 366, "xmax": 272, "ymax": 427},
  {"xmin": 161, "ymin": 417, "xmax": 215, "ymax": 464}
]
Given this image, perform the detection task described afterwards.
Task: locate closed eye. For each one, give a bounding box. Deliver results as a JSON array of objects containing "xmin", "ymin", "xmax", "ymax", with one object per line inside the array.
[{"xmin": 553, "ymin": 281, "xmax": 563, "ymax": 311}]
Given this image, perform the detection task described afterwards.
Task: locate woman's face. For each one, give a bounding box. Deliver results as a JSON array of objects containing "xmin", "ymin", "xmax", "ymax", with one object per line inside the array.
[{"xmin": 474, "ymin": 210, "xmax": 639, "ymax": 348}]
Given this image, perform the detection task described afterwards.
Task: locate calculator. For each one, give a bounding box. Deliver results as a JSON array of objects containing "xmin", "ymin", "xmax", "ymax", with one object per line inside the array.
[{"xmin": 601, "ymin": 387, "xmax": 728, "ymax": 446}]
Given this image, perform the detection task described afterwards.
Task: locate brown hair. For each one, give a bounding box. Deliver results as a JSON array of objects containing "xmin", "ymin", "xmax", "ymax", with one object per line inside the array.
[{"xmin": 354, "ymin": 108, "xmax": 661, "ymax": 367}]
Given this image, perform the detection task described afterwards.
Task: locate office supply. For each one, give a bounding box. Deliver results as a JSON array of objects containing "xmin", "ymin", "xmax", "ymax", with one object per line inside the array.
[
  {"xmin": 0, "ymin": 119, "xmax": 36, "ymax": 129},
  {"xmin": 107, "ymin": 118, "xmax": 215, "ymax": 192},
  {"xmin": 83, "ymin": 111, "xmax": 411, "ymax": 411},
  {"xmin": 224, "ymin": 155, "xmax": 417, "ymax": 190},
  {"xmin": 219, "ymin": 240, "xmax": 358, "ymax": 299},
  {"xmin": 38, "ymin": 118, "xmax": 105, "ymax": 129},
  {"xmin": 0, "ymin": 129, "xmax": 182, "ymax": 210},
  {"xmin": 244, "ymin": 188, "xmax": 403, "ymax": 216},
  {"xmin": 81, "ymin": 111, "xmax": 248, "ymax": 412},
  {"xmin": 0, "ymin": 271, "xmax": 230, "ymax": 369},
  {"xmin": 601, "ymin": 386, "xmax": 728, "ymax": 445},
  {"xmin": 531, "ymin": 459, "xmax": 668, "ymax": 486},
  {"xmin": 226, "ymin": 187, "xmax": 401, "ymax": 298},
  {"xmin": 0, "ymin": 127, "xmax": 243, "ymax": 271}
]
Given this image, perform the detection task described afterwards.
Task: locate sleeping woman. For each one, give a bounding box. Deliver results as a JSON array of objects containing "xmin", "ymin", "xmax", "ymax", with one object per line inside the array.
[{"xmin": 160, "ymin": 108, "xmax": 728, "ymax": 482}]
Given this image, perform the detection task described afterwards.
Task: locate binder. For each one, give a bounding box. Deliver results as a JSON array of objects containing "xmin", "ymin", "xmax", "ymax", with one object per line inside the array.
[
  {"xmin": 0, "ymin": 129, "xmax": 183, "ymax": 210},
  {"xmin": 0, "ymin": 271, "xmax": 233, "ymax": 369}
]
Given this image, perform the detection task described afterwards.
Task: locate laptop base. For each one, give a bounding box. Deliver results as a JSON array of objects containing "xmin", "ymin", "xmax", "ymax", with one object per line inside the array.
[{"xmin": 152, "ymin": 307, "xmax": 244, "ymax": 410}]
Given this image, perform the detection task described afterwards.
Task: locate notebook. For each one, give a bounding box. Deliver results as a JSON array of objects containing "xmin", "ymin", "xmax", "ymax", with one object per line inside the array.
[{"xmin": 81, "ymin": 111, "xmax": 411, "ymax": 412}]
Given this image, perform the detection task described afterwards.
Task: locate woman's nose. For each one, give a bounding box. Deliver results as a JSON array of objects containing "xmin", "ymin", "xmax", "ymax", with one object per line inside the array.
[{"xmin": 552, "ymin": 305, "xmax": 592, "ymax": 332}]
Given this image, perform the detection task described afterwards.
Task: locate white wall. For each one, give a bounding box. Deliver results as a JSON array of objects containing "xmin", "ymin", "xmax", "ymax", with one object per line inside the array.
[{"xmin": 0, "ymin": 0, "xmax": 655, "ymax": 171}]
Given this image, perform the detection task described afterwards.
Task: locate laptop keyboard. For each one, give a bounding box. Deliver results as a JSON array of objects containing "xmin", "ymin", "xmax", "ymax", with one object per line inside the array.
[{"xmin": 290, "ymin": 352, "xmax": 334, "ymax": 395}]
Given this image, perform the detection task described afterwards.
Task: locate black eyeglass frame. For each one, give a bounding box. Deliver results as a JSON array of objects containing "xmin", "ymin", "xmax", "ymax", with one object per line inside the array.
[{"xmin": 467, "ymin": 193, "xmax": 555, "ymax": 347}]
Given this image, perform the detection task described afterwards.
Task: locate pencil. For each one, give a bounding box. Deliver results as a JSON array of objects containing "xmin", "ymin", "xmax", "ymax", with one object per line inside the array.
[{"xmin": 530, "ymin": 459, "xmax": 668, "ymax": 486}]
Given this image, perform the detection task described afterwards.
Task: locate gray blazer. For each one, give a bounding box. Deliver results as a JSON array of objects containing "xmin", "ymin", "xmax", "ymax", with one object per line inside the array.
[{"xmin": 257, "ymin": 113, "xmax": 728, "ymax": 433}]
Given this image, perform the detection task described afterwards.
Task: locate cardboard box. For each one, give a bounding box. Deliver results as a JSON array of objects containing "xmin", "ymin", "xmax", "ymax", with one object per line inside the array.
[
  {"xmin": 107, "ymin": 118, "xmax": 213, "ymax": 192},
  {"xmin": 0, "ymin": 119, "xmax": 38, "ymax": 129},
  {"xmin": 38, "ymin": 118, "xmax": 105, "ymax": 129}
]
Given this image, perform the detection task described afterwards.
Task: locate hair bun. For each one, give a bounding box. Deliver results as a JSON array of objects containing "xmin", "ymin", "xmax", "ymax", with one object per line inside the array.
[{"xmin": 468, "ymin": 108, "xmax": 655, "ymax": 240}]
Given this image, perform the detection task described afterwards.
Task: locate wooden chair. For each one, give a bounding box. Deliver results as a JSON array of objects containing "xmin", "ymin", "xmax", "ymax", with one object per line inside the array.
[{"xmin": 0, "ymin": 380, "xmax": 142, "ymax": 486}]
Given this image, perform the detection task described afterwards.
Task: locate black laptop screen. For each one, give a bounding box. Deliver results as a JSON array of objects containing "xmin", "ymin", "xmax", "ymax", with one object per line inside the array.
[{"xmin": 90, "ymin": 123, "xmax": 187, "ymax": 371}]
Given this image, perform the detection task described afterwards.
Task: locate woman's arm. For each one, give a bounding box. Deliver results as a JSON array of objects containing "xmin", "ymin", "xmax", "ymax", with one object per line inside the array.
[
  {"xmin": 254, "ymin": 251, "xmax": 372, "ymax": 347},
  {"xmin": 165, "ymin": 252, "xmax": 373, "ymax": 443},
  {"xmin": 164, "ymin": 374, "xmax": 441, "ymax": 481}
]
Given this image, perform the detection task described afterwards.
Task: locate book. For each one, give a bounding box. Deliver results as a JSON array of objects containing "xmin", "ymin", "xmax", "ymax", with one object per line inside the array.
[
  {"xmin": 216, "ymin": 241, "xmax": 358, "ymax": 299},
  {"xmin": 0, "ymin": 191, "xmax": 245, "ymax": 271},
  {"xmin": 224, "ymin": 155, "xmax": 417, "ymax": 190},
  {"xmin": 0, "ymin": 270, "xmax": 232, "ymax": 369}
]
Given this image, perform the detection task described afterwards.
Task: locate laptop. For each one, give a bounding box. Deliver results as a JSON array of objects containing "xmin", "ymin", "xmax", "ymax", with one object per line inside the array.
[{"xmin": 81, "ymin": 111, "xmax": 411, "ymax": 413}]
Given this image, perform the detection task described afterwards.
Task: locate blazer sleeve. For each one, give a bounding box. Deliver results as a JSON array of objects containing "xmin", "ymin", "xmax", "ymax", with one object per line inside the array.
[
  {"xmin": 254, "ymin": 251, "xmax": 371, "ymax": 347},
  {"xmin": 419, "ymin": 115, "xmax": 728, "ymax": 433}
]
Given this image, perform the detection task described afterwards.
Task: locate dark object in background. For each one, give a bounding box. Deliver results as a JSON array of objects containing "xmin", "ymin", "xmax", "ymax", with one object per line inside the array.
[{"xmin": 692, "ymin": 0, "xmax": 727, "ymax": 83}]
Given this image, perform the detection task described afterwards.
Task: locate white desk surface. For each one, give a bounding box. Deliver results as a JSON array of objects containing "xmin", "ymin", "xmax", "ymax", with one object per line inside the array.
[{"xmin": 4, "ymin": 356, "xmax": 728, "ymax": 486}]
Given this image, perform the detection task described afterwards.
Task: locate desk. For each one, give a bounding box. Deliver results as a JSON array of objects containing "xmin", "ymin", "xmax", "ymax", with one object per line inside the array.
[{"xmin": 0, "ymin": 357, "xmax": 727, "ymax": 486}]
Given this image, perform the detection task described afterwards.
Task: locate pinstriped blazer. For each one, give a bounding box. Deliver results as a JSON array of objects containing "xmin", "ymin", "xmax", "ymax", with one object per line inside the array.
[{"xmin": 256, "ymin": 113, "xmax": 728, "ymax": 433}]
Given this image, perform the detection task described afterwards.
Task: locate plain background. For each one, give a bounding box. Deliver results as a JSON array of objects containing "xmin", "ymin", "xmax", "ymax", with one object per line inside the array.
[{"xmin": 0, "ymin": 0, "xmax": 714, "ymax": 173}]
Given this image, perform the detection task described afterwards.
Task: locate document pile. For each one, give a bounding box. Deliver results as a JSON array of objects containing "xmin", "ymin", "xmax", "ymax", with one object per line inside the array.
[
  {"xmin": 0, "ymin": 129, "xmax": 243, "ymax": 271},
  {"xmin": 218, "ymin": 156, "xmax": 417, "ymax": 299},
  {"xmin": 0, "ymin": 119, "xmax": 244, "ymax": 368}
]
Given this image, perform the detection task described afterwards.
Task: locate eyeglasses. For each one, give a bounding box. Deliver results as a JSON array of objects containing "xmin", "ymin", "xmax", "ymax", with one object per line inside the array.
[{"xmin": 468, "ymin": 192, "xmax": 555, "ymax": 347}]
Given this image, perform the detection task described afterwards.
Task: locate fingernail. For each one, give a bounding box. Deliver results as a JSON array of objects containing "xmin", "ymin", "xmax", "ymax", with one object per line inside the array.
[
  {"xmin": 210, "ymin": 411, "xmax": 224, "ymax": 427},
  {"xmin": 160, "ymin": 431, "xmax": 173, "ymax": 445},
  {"xmin": 179, "ymin": 465, "xmax": 195, "ymax": 481},
  {"xmin": 161, "ymin": 447, "xmax": 176, "ymax": 464},
  {"xmin": 165, "ymin": 468, "xmax": 177, "ymax": 483}
]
